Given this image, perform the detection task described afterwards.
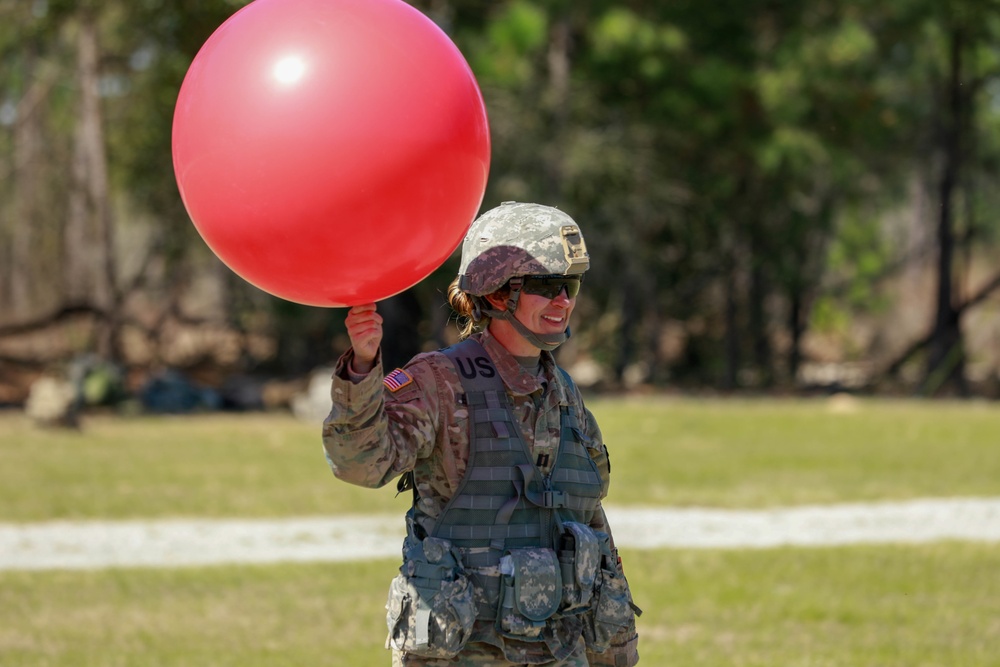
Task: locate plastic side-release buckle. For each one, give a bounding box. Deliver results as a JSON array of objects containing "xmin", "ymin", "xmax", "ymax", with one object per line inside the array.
[{"xmin": 543, "ymin": 489, "xmax": 566, "ymax": 508}]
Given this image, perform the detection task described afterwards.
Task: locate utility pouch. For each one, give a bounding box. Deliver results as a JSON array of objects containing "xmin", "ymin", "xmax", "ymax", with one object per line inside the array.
[
  {"xmin": 558, "ymin": 521, "xmax": 601, "ymax": 613},
  {"xmin": 385, "ymin": 536, "xmax": 475, "ymax": 659},
  {"xmin": 496, "ymin": 547, "xmax": 562, "ymax": 640},
  {"xmin": 583, "ymin": 538, "xmax": 636, "ymax": 653}
]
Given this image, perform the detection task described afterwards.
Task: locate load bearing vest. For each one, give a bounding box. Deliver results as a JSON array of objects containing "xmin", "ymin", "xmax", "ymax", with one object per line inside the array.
[
  {"xmin": 403, "ymin": 339, "xmax": 613, "ymax": 658},
  {"xmin": 434, "ymin": 339, "xmax": 604, "ymax": 553},
  {"xmin": 388, "ymin": 339, "xmax": 639, "ymax": 664}
]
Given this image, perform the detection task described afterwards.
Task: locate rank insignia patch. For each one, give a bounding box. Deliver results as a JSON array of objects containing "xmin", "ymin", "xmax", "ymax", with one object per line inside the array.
[{"xmin": 383, "ymin": 368, "xmax": 414, "ymax": 392}]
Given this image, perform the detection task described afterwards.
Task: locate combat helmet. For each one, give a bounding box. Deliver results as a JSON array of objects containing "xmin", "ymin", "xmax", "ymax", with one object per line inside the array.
[{"xmin": 457, "ymin": 201, "xmax": 589, "ymax": 351}]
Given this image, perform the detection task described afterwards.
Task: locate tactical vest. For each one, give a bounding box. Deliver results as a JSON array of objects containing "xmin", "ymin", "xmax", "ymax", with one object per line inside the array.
[
  {"xmin": 387, "ymin": 339, "xmax": 636, "ymax": 663},
  {"xmin": 432, "ymin": 339, "xmax": 604, "ymax": 552},
  {"xmin": 409, "ymin": 339, "xmax": 609, "ymax": 662}
]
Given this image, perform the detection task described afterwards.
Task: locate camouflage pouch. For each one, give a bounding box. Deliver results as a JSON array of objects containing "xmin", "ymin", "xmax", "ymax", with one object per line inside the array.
[
  {"xmin": 385, "ymin": 536, "xmax": 476, "ymax": 659},
  {"xmin": 586, "ymin": 627, "xmax": 640, "ymax": 667},
  {"xmin": 583, "ymin": 541, "xmax": 637, "ymax": 654},
  {"xmin": 557, "ymin": 521, "xmax": 601, "ymax": 613},
  {"xmin": 496, "ymin": 547, "xmax": 562, "ymax": 640}
]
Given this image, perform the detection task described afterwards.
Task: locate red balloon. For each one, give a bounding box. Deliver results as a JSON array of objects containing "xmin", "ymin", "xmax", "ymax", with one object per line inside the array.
[{"xmin": 172, "ymin": 0, "xmax": 490, "ymax": 307}]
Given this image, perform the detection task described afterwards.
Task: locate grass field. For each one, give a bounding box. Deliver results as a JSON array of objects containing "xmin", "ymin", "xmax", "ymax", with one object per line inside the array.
[
  {"xmin": 3, "ymin": 397, "xmax": 1000, "ymax": 521},
  {"xmin": 2, "ymin": 545, "xmax": 998, "ymax": 666},
  {"xmin": 2, "ymin": 397, "xmax": 999, "ymax": 666}
]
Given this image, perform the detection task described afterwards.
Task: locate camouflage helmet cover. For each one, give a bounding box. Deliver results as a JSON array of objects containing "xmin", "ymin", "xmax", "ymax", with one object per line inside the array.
[{"xmin": 458, "ymin": 202, "xmax": 590, "ymax": 296}]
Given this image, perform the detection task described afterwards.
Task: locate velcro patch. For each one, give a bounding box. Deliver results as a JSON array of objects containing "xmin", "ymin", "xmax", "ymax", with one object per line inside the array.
[{"xmin": 383, "ymin": 368, "xmax": 414, "ymax": 392}]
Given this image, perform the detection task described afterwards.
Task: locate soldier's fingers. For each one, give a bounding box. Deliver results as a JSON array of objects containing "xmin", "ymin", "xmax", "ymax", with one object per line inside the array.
[
  {"xmin": 346, "ymin": 309, "xmax": 382, "ymax": 327},
  {"xmin": 350, "ymin": 329, "xmax": 381, "ymax": 346},
  {"xmin": 347, "ymin": 303, "xmax": 378, "ymax": 317},
  {"xmin": 347, "ymin": 314, "xmax": 383, "ymax": 333},
  {"xmin": 348, "ymin": 317, "xmax": 383, "ymax": 339}
]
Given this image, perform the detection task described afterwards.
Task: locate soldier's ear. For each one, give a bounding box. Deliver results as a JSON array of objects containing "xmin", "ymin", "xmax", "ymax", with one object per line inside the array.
[{"xmin": 483, "ymin": 292, "xmax": 507, "ymax": 311}]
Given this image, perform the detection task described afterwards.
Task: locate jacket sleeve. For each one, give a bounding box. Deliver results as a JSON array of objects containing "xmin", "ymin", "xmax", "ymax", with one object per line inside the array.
[{"xmin": 321, "ymin": 348, "xmax": 441, "ymax": 489}]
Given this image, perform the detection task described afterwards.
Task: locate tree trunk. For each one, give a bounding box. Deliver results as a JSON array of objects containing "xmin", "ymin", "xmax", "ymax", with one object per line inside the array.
[
  {"xmin": 749, "ymin": 248, "xmax": 773, "ymax": 387},
  {"xmin": 788, "ymin": 286, "xmax": 804, "ymax": 386},
  {"xmin": 64, "ymin": 10, "xmax": 121, "ymax": 361},
  {"xmin": 10, "ymin": 42, "xmax": 42, "ymax": 320},
  {"xmin": 543, "ymin": 16, "xmax": 571, "ymax": 199},
  {"xmin": 923, "ymin": 28, "xmax": 967, "ymax": 396},
  {"xmin": 723, "ymin": 252, "xmax": 740, "ymax": 390},
  {"xmin": 614, "ymin": 267, "xmax": 641, "ymax": 384},
  {"xmin": 883, "ymin": 271, "xmax": 1000, "ymax": 384}
]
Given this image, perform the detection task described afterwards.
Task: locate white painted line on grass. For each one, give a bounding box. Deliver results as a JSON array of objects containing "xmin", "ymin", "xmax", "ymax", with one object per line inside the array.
[
  {"xmin": 602, "ymin": 498, "xmax": 1000, "ymax": 548},
  {"xmin": 1, "ymin": 498, "xmax": 999, "ymax": 571},
  {"xmin": 0, "ymin": 516, "xmax": 403, "ymax": 571}
]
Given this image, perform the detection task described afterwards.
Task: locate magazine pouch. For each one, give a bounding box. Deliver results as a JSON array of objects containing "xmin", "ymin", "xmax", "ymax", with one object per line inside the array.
[
  {"xmin": 385, "ymin": 535, "xmax": 475, "ymax": 659},
  {"xmin": 496, "ymin": 547, "xmax": 562, "ymax": 640},
  {"xmin": 558, "ymin": 521, "xmax": 601, "ymax": 613},
  {"xmin": 583, "ymin": 535, "xmax": 635, "ymax": 653}
]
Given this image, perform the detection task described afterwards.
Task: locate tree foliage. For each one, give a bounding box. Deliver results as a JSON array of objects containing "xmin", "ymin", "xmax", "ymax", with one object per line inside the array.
[{"xmin": 3, "ymin": 0, "xmax": 1000, "ymax": 397}]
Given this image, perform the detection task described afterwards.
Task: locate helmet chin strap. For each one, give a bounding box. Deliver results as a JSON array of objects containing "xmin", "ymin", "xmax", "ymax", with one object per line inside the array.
[{"xmin": 482, "ymin": 307, "xmax": 569, "ymax": 352}]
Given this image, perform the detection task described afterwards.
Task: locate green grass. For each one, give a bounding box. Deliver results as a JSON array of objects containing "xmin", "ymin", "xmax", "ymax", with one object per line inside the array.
[
  {"xmin": 0, "ymin": 411, "xmax": 412, "ymax": 521},
  {"xmin": 2, "ymin": 543, "xmax": 998, "ymax": 666},
  {"xmin": 2, "ymin": 399, "xmax": 1000, "ymax": 666},
  {"xmin": 594, "ymin": 396, "xmax": 1000, "ymax": 507},
  {"xmin": 3, "ymin": 397, "xmax": 1000, "ymax": 521},
  {"xmin": 630, "ymin": 543, "xmax": 1000, "ymax": 666},
  {"xmin": 0, "ymin": 558, "xmax": 390, "ymax": 666}
]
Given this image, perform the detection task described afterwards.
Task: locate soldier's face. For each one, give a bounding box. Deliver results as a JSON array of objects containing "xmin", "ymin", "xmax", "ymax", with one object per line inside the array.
[{"xmin": 513, "ymin": 286, "xmax": 576, "ymax": 335}]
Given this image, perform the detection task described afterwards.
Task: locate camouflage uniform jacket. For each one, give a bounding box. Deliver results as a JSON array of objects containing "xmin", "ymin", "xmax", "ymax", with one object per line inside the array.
[{"xmin": 322, "ymin": 329, "xmax": 613, "ymax": 538}]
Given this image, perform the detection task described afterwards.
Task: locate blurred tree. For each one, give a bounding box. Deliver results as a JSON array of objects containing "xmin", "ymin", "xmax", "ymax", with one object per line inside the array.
[
  {"xmin": 915, "ymin": 0, "xmax": 1000, "ymax": 395},
  {"xmin": 3, "ymin": 0, "xmax": 1000, "ymax": 398},
  {"xmin": 470, "ymin": 0, "xmax": 914, "ymax": 388},
  {"xmin": 0, "ymin": 0, "xmax": 72, "ymax": 325},
  {"xmin": 846, "ymin": 0, "xmax": 1000, "ymax": 395}
]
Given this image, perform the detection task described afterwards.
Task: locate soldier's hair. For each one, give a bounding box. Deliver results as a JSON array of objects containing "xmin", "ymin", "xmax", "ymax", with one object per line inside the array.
[{"xmin": 447, "ymin": 277, "xmax": 510, "ymax": 340}]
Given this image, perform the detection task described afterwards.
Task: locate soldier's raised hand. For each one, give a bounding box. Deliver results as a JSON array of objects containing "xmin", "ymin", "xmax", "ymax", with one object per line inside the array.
[{"xmin": 345, "ymin": 303, "xmax": 382, "ymax": 374}]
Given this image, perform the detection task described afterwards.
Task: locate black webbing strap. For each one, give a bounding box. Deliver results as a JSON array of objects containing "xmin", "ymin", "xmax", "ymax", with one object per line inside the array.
[{"xmin": 442, "ymin": 339, "xmax": 524, "ymax": 551}]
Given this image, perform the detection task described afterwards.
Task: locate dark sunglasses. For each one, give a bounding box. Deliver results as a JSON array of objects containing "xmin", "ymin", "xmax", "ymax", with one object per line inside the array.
[{"xmin": 517, "ymin": 274, "xmax": 584, "ymax": 299}]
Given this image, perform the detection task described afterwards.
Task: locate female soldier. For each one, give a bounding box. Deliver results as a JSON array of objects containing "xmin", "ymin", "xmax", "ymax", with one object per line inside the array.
[{"xmin": 323, "ymin": 202, "xmax": 639, "ymax": 666}]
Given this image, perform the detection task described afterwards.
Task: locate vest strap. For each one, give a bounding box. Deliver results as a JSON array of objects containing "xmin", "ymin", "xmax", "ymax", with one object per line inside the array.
[
  {"xmin": 552, "ymin": 468, "xmax": 602, "ymax": 486},
  {"xmin": 438, "ymin": 523, "xmax": 542, "ymax": 541},
  {"xmin": 460, "ymin": 549, "xmax": 501, "ymax": 568},
  {"xmin": 447, "ymin": 494, "xmax": 522, "ymax": 511},
  {"xmin": 467, "ymin": 467, "xmax": 523, "ymax": 481},
  {"xmin": 474, "ymin": 438, "xmax": 523, "ymax": 453},
  {"xmin": 474, "ymin": 407, "xmax": 514, "ymax": 423},
  {"xmin": 466, "ymin": 390, "xmax": 508, "ymax": 408}
]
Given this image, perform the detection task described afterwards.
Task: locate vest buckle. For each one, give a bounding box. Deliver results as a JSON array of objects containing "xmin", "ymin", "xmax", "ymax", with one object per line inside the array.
[{"xmin": 543, "ymin": 489, "xmax": 566, "ymax": 508}]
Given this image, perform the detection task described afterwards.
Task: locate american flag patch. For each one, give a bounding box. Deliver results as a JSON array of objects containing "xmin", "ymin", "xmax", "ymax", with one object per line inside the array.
[{"xmin": 383, "ymin": 368, "xmax": 414, "ymax": 392}]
